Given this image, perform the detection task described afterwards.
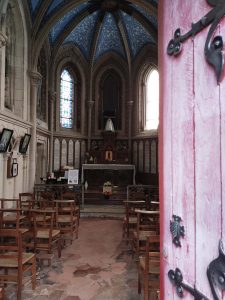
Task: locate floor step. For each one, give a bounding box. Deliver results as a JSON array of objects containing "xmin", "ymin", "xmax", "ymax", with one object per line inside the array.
[{"xmin": 80, "ymin": 204, "xmax": 125, "ymax": 219}]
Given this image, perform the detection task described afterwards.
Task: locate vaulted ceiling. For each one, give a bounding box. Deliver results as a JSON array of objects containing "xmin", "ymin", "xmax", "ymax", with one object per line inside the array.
[{"xmin": 28, "ymin": 0, "xmax": 157, "ymax": 63}]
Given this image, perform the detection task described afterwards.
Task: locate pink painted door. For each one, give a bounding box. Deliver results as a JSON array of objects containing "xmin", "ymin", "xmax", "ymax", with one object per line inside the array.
[{"xmin": 159, "ymin": 0, "xmax": 225, "ymax": 299}]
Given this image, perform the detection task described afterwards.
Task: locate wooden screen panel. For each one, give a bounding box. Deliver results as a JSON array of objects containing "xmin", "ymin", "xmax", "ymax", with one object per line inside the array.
[
  {"xmin": 144, "ymin": 141, "xmax": 150, "ymax": 173},
  {"xmin": 61, "ymin": 139, "xmax": 67, "ymax": 167},
  {"xmin": 81, "ymin": 140, "xmax": 86, "ymax": 164},
  {"xmin": 53, "ymin": 139, "xmax": 60, "ymax": 171},
  {"xmin": 150, "ymin": 140, "xmax": 157, "ymax": 174},
  {"xmin": 133, "ymin": 141, "xmax": 138, "ymax": 169},
  {"xmin": 138, "ymin": 141, "xmax": 144, "ymax": 172},
  {"xmin": 74, "ymin": 140, "xmax": 80, "ymax": 169},
  {"xmin": 68, "ymin": 140, "xmax": 74, "ymax": 166}
]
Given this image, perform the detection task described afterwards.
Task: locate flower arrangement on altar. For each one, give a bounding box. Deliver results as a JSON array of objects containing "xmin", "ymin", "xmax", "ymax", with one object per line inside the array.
[{"xmin": 103, "ymin": 181, "xmax": 112, "ymax": 198}]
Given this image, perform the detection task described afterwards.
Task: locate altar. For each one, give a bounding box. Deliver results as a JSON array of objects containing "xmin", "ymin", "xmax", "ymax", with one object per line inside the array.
[{"xmin": 81, "ymin": 164, "xmax": 136, "ymax": 206}]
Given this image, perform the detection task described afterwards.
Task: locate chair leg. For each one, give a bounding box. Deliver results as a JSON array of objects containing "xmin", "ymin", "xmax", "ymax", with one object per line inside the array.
[
  {"xmin": 17, "ymin": 268, "xmax": 23, "ymax": 300},
  {"xmin": 138, "ymin": 271, "xmax": 141, "ymax": 294},
  {"xmin": 144, "ymin": 274, "xmax": 149, "ymax": 300},
  {"xmin": 57, "ymin": 239, "xmax": 61, "ymax": 257},
  {"xmin": 31, "ymin": 256, "xmax": 36, "ymax": 290}
]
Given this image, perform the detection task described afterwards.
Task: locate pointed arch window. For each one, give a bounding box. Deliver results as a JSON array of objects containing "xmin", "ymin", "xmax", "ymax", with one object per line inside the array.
[
  {"xmin": 145, "ymin": 69, "xmax": 159, "ymax": 130},
  {"xmin": 60, "ymin": 69, "xmax": 74, "ymax": 128}
]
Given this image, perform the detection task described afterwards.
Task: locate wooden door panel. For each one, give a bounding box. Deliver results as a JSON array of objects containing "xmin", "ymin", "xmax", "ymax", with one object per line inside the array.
[
  {"xmin": 193, "ymin": 1, "xmax": 222, "ymax": 298},
  {"xmin": 170, "ymin": 1, "xmax": 195, "ymax": 298},
  {"xmin": 159, "ymin": 0, "xmax": 174, "ymax": 298},
  {"xmin": 160, "ymin": 0, "xmax": 224, "ymax": 298}
]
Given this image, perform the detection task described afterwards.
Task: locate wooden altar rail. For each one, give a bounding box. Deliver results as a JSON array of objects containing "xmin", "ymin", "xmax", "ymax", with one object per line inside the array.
[{"xmin": 34, "ymin": 184, "xmax": 82, "ymax": 202}]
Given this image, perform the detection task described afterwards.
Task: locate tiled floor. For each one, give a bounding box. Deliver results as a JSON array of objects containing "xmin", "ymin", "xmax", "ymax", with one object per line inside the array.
[{"xmin": 4, "ymin": 217, "xmax": 158, "ymax": 300}]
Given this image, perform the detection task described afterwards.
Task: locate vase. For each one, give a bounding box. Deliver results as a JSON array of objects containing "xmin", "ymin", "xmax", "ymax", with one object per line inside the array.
[{"xmin": 84, "ymin": 181, "xmax": 88, "ymax": 190}]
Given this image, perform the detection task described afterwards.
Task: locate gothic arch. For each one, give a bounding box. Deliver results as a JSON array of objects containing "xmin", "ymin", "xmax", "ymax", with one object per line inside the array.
[
  {"xmin": 0, "ymin": 0, "xmax": 29, "ymax": 119},
  {"xmin": 132, "ymin": 44, "xmax": 158, "ymax": 136},
  {"xmin": 93, "ymin": 53, "xmax": 128, "ymax": 136},
  {"xmin": 53, "ymin": 45, "xmax": 87, "ymax": 136}
]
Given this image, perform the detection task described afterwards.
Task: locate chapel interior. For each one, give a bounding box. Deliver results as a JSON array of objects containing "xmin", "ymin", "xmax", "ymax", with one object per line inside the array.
[{"xmin": 0, "ymin": 0, "xmax": 159, "ymax": 299}]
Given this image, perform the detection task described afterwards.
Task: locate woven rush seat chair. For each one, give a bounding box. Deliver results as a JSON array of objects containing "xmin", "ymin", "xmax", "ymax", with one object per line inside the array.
[
  {"xmin": 31, "ymin": 209, "xmax": 61, "ymax": 265},
  {"xmin": 131, "ymin": 209, "xmax": 159, "ymax": 259},
  {"xmin": 138, "ymin": 235, "xmax": 160, "ymax": 300},
  {"xmin": 0, "ymin": 229, "xmax": 36, "ymax": 300},
  {"xmin": 54, "ymin": 200, "xmax": 79, "ymax": 245}
]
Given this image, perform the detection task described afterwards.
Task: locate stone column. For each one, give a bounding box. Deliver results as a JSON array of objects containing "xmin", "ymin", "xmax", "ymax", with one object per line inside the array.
[
  {"xmin": 87, "ymin": 100, "xmax": 94, "ymax": 151},
  {"xmin": 29, "ymin": 71, "xmax": 42, "ymax": 191},
  {"xmin": 128, "ymin": 100, "xmax": 134, "ymax": 162},
  {"xmin": 0, "ymin": 32, "xmax": 7, "ymax": 48},
  {"xmin": 2, "ymin": 153, "xmax": 10, "ymax": 198},
  {"xmin": 49, "ymin": 91, "xmax": 56, "ymax": 172},
  {"xmin": 22, "ymin": 154, "xmax": 28, "ymax": 192},
  {"xmin": 0, "ymin": 31, "xmax": 7, "ymax": 110}
]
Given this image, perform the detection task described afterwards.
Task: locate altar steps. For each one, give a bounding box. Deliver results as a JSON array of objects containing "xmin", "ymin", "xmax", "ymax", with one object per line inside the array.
[
  {"xmin": 80, "ymin": 205, "xmax": 125, "ymax": 219},
  {"xmin": 84, "ymin": 189, "xmax": 126, "ymax": 205}
]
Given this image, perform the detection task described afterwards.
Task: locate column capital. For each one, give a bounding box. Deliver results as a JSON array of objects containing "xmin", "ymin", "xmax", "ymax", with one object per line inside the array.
[
  {"xmin": 30, "ymin": 71, "xmax": 42, "ymax": 87},
  {"xmin": 0, "ymin": 31, "xmax": 7, "ymax": 48},
  {"xmin": 3, "ymin": 152, "xmax": 12, "ymax": 160}
]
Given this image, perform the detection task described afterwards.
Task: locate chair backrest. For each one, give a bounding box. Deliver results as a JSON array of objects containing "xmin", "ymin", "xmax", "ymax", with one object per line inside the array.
[
  {"xmin": 19, "ymin": 193, "xmax": 35, "ymax": 209},
  {"xmin": 0, "ymin": 208, "xmax": 22, "ymax": 230},
  {"xmin": 0, "ymin": 198, "xmax": 20, "ymax": 209},
  {"xmin": 0, "ymin": 228, "xmax": 22, "ymax": 263},
  {"xmin": 32, "ymin": 209, "xmax": 55, "ymax": 241},
  {"xmin": 54, "ymin": 200, "xmax": 76, "ymax": 218}
]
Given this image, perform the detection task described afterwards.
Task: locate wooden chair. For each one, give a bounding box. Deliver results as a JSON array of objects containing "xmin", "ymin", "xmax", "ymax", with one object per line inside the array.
[
  {"xmin": 0, "ymin": 287, "xmax": 4, "ymax": 300},
  {"xmin": 0, "ymin": 209, "xmax": 28, "ymax": 235},
  {"xmin": 19, "ymin": 193, "xmax": 35, "ymax": 210},
  {"xmin": 38, "ymin": 192, "xmax": 55, "ymax": 210},
  {"xmin": 138, "ymin": 235, "xmax": 160, "ymax": 300},
  {"xmin": 123, "ymin": 200, "xmax": 145, "ymax": 240},
  {"xmin": 61, "ymin": 191, "xmax": 80, "ymax": 225},
  {"xmin": 54, "ymin": 200, "xmax": 79, "ymax": 245},
  {"xmin": 32, "ymin": 209, "xmax": 61, "ymax": 265},
  {"xmin": 132, "ymin": 209, "xmax": 159, "ymax": 259},
  {"xmin": 0, "ymin": 198, "xmax": 20, "ymax": 209},
  {"xmin": 0, "ymin": 229, "xmax": 36, "ymax": 300}
]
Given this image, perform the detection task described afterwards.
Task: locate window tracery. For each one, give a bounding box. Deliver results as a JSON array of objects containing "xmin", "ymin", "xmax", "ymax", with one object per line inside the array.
[{"xmin": 60, "ymin": 69, "xmax": 74, "ymax": 128}]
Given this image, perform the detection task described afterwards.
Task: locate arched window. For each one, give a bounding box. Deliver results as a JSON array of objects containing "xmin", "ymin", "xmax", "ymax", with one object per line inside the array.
[
  {"xmin": 60, "ymin": 69, "xmax": 74, "ymax": 128},
  {"xmin": 145, "ymin": 69, "xmax": 159, "ymax": 130}
]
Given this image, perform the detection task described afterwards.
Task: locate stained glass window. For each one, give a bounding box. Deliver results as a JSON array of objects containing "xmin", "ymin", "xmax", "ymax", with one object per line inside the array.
[
  {"xmin": 145, "ymin": 69, "xmax": 159, "ymax": 130},
  {"xmin": 60, "ymin": 69, "xmax": 74, "ymax": 128}
]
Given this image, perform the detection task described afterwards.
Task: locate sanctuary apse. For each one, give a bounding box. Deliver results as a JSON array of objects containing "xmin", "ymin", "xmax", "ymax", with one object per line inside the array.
[{"xmin": 0, "ymin": 0, "xmax": 158, "ymax": 197}]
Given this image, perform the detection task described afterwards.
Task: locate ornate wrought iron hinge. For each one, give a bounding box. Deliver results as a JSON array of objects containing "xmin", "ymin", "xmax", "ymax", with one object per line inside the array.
[
  {"xmin": 168, "ymin": 268, "xmax": 209, "ymax": 299},
  {"xmin": 207, "ymin": 239, "xmax": 225, "ymax": 300},
  {"xmin": 170, "ymin": 215, "xmax": 185, "ymax": 247},
  {"xmin": 167, "ymin": 0, "xmax": 225, "ymax": 83}
]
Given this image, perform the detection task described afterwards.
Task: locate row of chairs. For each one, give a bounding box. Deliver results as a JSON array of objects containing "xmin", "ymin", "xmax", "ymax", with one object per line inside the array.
[
  {"xmin": 0, "ymin": 192, "xmax": 81, "ymax": 300},
  {"xmin": 123, "ymin": 186, "xmax": 160, "ymax": 300}
]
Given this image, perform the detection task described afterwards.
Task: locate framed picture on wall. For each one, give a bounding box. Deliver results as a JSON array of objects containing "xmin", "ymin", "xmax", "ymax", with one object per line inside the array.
[
  {"xmin": 12, "ymin": 162, "xmax": 18, "ymax": 177},
  {"xmin": 0, "ymin": 128, "xmax": 14, "ymax": 153},
  {"xmin": 19, "ymin": 133, "xmax": 31, "ymax": 154}
]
